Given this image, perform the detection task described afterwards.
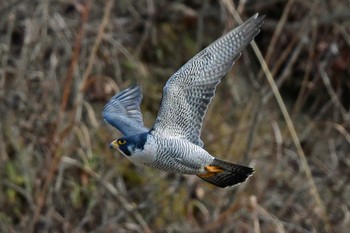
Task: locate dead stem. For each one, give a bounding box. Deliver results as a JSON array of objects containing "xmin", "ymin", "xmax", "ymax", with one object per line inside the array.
[{"xmin": 29, "ymin": 2, "xmax": 91, "ymax": 232}]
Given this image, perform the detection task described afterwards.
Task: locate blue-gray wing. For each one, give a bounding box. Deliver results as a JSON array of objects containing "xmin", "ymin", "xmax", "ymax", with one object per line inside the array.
[
  {"xmin": 102, "ymin": 86, "xmax": 149, "ymax": 136},
  {"xmin": 152, "ymin": 13, "xmax": 264, "ymax": 147}
]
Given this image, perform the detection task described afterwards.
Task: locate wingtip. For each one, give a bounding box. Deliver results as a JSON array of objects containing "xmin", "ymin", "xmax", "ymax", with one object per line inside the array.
[
  {"xmin": 252, "ymin": 12, "xmax": 265, "ymax": 19},
  {"xmin": 128, "ymin": 84, "xmax": 141, "ymax": 91},
  {"xmin": 250, "ymin": 13, "xmax": 265, "ymax": 25},
  {"xmin": 244, "ymin": 13, "xmax": 264, "ymax": 29},
  {"xmin": 121, "ymin": 85, "xmax": 142, "ymax": 96}
]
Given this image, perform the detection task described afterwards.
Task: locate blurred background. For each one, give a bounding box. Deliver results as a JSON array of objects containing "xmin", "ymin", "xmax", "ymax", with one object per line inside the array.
[{"xmin": 1, "ymin": 0, "xmax": 349, "ymax": 232}]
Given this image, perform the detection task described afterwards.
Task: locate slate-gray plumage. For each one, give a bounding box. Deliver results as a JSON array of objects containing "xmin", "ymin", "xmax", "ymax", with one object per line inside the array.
[{"xmin": 103, "ymin": 13, "xmax": 264, "ymax": 188}]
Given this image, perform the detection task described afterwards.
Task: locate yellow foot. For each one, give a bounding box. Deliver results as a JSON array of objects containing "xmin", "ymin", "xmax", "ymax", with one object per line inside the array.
[
  {"xmin": 205, "ymin": 165, "xmax": 224, "ymax": 173},
  {"xmin": 198, "ymin": 165, "xmax": 224, "ymax": 178}
]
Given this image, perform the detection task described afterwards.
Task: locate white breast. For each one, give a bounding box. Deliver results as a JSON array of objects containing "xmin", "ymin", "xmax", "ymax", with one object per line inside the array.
[{"xmin": 126, "ymin": 135, "xmax": 157, "ymax": 165}]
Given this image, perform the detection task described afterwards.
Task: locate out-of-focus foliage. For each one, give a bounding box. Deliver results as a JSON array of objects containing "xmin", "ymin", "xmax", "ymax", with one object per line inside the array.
[{"xmin": 0, "ymin": 0, "xmax": 349, "ymax": 232}]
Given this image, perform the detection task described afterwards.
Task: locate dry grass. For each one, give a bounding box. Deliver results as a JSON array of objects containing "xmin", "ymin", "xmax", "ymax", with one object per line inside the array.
[{"xmin": 1, "ymin": 0, "xmax": 350, "ymax": 232}]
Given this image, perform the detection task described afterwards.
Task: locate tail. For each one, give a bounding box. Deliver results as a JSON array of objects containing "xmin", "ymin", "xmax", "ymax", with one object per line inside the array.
[{"xmin": 197, "ymin": 158, "xmax": 254, "ymax": 188}]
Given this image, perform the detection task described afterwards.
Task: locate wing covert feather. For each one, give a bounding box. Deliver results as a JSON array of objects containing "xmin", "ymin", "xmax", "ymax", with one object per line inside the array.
[
  {"xmin": 102, "ymin": 86, "xmax": 149, "ymax": 136},
  {"xmin": 152, "ymin": 14, "xmax": 264, "ymax": 146}
]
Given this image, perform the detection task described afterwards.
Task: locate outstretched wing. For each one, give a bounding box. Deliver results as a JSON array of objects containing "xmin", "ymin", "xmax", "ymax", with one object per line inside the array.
[
  {"xmin": 102, "ymin": 86, "xmax": 149, "ymax": 136},
  {"xmin": 152, "ymin": 13, "xmax": 264, "ymax": 147}
]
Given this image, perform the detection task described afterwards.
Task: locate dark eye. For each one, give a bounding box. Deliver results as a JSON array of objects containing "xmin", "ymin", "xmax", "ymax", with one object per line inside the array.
[{"xmin": 117, "ymin": 139, "xmax": 126, "ymax": 145}]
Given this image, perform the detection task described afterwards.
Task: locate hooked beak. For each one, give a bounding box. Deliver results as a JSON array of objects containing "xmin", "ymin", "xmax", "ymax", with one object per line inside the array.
[{"xmin": 109, "ymin": 140, "xmax": 119, "ymax": 149}]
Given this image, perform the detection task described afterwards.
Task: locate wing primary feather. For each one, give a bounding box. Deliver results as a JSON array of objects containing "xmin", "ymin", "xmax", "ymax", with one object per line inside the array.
[
  {"xmin": 152, "ymin": 13, "xmax": 264, "ymax": 146},
  {"xmin": 102, "ymin": 86, "xmax": 149, "ymax": 136}
]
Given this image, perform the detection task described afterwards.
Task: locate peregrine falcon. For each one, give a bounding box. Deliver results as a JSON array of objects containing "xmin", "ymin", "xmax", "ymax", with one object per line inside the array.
[{"xmin": 103, "ymin": 13, "xmax": 264, "ymax": 188}]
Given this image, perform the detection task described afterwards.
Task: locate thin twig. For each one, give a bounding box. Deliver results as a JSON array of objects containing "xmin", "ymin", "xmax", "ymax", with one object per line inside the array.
[
  {"xmin": 338, "ymin": 24, "xmax": 350, "ymax": 48},
  {"xmin": 330, "ymin": 123, "xmax": 350, "ymax": 144},
  {"xmin": 264, "ymin": 1, "xmax": 319, "ymax": 103},
  {"xmin": 60, "ymin": 156, "xmax": 153, "ymax": 233},
  {"xmin": 250, "ymin": 196, "xmax": 261, "ymax": 233},
  {"xmin": 262, "ymin": 35, "xmax": 308, "ymax": 102},
  {"xmin": 133, "ymin": 0, "xmax": 155, "ymax": 57},
  {"xmin": 75, "ymin": 0, "xmax": 115, "ymax": 123},
  {"xmin": 222, "ymin": 7, "xmax": 332, "ymax": 233},
  {"xmin": 262, "ymin": 0, "xmax": 296, "ymax": 68},
  {"xmin": 293, "ymin": 19, "xmax": 318, "ymax": 114},
  {"xmin": 0, "ymin": 13, "xmax": 15, "ymax": 84},
  {"xmin": 252, "ymin": 33, "xmax": 332, "ymax": 233},
  {"xmin": 29, "ymin": 2, "xmax": 91, "ymax": 232},
  {"xmin": 319, "ymin": 65, "xmax": 350, "ymax": 124},
  {"xmin": 202, "ymin": 197, "xmax": 242, "ymax": 232},
  {"xmin": 256, "ymin": 203, "xmax": 286, "ymax": 233},
  {"xmin": 243, "ymin": 98, "xmax": 262, "ymax": 163},
  {"xmin": 271, "ymin": 121, "xmax": 283, "ymax": 161},
  {"xmin": 59, "ymin": 2, "xmax": 90, "ymax": 114}
]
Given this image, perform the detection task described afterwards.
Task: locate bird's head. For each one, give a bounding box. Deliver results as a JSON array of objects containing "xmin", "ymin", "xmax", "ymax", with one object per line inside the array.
[{"xmin": 109, "ymin": 133, "xmax": 148, "ymax": 157}]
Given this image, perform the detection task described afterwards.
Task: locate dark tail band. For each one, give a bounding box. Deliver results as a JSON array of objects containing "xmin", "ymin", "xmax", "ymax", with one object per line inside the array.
[{"xmin": 197, "ymin": 158, "xmax": 254, "ymax": 188}]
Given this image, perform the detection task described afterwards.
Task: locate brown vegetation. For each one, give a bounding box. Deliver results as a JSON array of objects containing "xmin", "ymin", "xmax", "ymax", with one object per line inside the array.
[{"xmin": 0, "ymin": 0, "xmax": 349, "ymax": 232}]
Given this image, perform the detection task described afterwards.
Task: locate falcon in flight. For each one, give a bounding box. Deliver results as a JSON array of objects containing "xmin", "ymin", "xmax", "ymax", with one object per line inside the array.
[{"xmin": 103, "ymin": 13, "xmax": 264, "ymax": 188}]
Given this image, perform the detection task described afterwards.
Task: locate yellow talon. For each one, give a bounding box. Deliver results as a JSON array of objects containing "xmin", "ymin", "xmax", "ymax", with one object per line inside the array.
[
  {"xmin": 204, "ymin": 165, "xmax": 223, "ymax": 173},
  {"xmin": 198, "ymin": 165, "xmax": 224, "ymax": 178}
]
